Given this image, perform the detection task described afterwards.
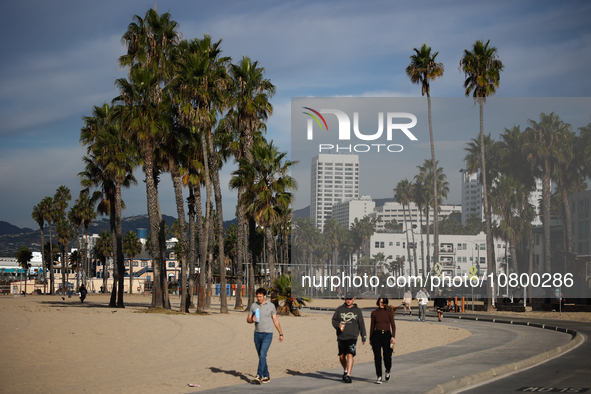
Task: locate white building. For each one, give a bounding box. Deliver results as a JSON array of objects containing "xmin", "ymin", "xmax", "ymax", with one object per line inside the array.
[
  {"xmin": 331, "ymin": 196, "xmax": 375, "ymax": 229},
  {"xmin": 370, "ymin": 202, "xmax": 462, "ymax": 233},
  {"xmin": 366, "ymin": 232, "xmax": 509, "ymax": 278},
  {"xmin": 310, "ymin": 153, "xmax": 359, "ymax": 232},
  {"xmin": 460, "ymin": 169, "xmax": 542, "ymax": 227}
]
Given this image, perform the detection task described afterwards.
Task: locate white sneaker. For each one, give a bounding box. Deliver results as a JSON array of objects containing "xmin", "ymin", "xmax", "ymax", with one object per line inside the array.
[
  {"xmin": 385, "ymin": 372, "xmax": 390, "ymax": 382},
  {"xmin": 376, "ymin": 377, "xmax": 383, "ymax": 384}
]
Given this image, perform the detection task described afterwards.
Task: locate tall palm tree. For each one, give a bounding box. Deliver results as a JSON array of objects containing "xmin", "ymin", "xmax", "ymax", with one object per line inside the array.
[
  {"xmin": 460, "ymin": 39, "xmax": 504, "ymax": 309},
  {"xmin": 16, "ymin": 246, "xmax": 33, "ymax": 295},
  {"xmin": 395, "ymin": 179, "xmax": 413, "ymax": 276},
  {"xmin": 53, "ymin": 186, "xmax": 71, "ymax": 296},
  {"xmin": 228, "ymin": 56, "xmax": 276, "ymax": 308},
  {"xmin": 523, "ymin": 112, "xmax": 572, "ymax": 274},
  {"xmin": 172, "ymin": 36, "xmax": 232, "ymax": 313},
  {"xmin": 40, "ymin": 196, "xmax": 56, "ymax": 294},
  {"xmin": 117, "ymin": 7, "xmax": 180, "ymax": 310},
  {"xmin": 32, "ymin": 200, "xmax": 49, "ymax": 294},
  {"xmin": 123, "ymin": 231, "xmax": 142, "ymax": 295},
  {"xmin": 406, "ymin": 43, "xmax": 444, "ymax": 278}
]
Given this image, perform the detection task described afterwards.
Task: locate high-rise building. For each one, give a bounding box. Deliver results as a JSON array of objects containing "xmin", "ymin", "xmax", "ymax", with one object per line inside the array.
[
  {"xmin": 310, "ymin": 153, "xmax": 359, "ymax": 232},
  {"xmin": 460, "ymin": 168, "xmax": 542, "ymax": 227}
]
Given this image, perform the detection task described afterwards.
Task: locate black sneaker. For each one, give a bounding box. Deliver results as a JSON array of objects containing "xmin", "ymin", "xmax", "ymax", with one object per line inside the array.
[
  {"xmin": 344, "ymin": 375, "xmax": 352, "ymax": 384},
  {"xmin": 376, "ymin": 377, "xmax": 383, "ymax": 384},
  {"xmin": 342, "ymin": 371, "xmax": 347, "ymax": 381},
  {"xmin": 385, "ymin": 372, "xmax": 390, "ymax": 382}
]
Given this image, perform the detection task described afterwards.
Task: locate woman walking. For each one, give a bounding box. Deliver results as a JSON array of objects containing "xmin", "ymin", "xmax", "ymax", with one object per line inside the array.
[
  {"xmin": 402, "ymin": 289, "xmax": 412, "ymax": 316},
  {"xmin": 370, "ymin": 297, "xmax": 396, "ymax": 384}
]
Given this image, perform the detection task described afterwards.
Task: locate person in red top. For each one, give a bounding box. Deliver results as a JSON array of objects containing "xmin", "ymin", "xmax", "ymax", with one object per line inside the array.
[{"xmin": 369, "ymin": 297, "xmax": 396, "ymax": 384}]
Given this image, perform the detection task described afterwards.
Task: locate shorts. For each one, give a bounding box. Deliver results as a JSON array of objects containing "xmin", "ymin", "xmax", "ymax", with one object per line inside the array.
[
  {"xmin": 338, "ymin": 339, "xmax": 357, "ymax": 357},
  {"xmin": 403, "ymin": 298, "xmax": 411, "ymax": 305}
]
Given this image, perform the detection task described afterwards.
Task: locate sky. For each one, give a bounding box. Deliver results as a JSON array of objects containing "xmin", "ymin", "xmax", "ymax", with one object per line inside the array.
[{"xmin": 1, "ymin": 0, "xmax": 590, "ymax": 229}]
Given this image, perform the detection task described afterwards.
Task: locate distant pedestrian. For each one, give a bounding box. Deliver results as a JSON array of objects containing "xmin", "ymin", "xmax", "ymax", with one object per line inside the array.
[
  {"xmin": 247, "ymin": 288, "xmax": 284, "ymax": 384},
  {"xmin": 402, "ymin": 289, "xmax": 412, "ymax": 316},
  {"xmin": 433, "ymin": 290, "xmax": 446, "ymax": 321},
  {"xmin": 416, "ymin": 288, "xmax": 429, "ymax": 322},
  {"xmin": 370, "ymin": 297, "xmax": 396, "ymax": 384},
  {"xmin": 332, "ymin": 295, "xmax": 367, "ymax": 384},
  {"xmin": 78, "ymin": 284, "xmax": 87, "ymax": 303}
]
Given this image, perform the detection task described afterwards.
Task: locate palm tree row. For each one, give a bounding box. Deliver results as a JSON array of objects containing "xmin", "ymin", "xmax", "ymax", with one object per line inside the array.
[{"xmin": 75, "ymin": 8, "xmax": 295, "ymax": 312}]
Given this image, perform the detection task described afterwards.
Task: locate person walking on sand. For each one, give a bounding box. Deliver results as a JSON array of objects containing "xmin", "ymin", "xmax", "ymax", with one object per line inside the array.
[
  {"xmin": 402, "ymin": 289, "xmax": 412, "ymax": 316},
  {"xmin": 247, "ymin": 288, "xmax": 284, "ymax": 384},
  {"xmin": 332, "ymin": 294, "xmax": 367, "ymax": 384},
  {"xmin": 416, "ymin": 287, "xmax": 429, "ymax": 322},
  {"xmin": 370, "ymin": 297, "xmax": 396, "ymax": 384}
]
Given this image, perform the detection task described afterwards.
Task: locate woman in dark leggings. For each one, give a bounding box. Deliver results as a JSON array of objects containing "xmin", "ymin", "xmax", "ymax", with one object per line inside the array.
[{"xmin": 369, "ymin": 297, "xmax": 396, "ymax": 384}]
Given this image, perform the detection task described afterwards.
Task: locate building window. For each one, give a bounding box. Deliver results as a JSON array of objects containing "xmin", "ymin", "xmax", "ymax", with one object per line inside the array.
[
  {"xmin": 133, "ymin": 261, "xmax": 139, "ymax": 267},
  {"xmin": 375, "ymin": 242, "xmax": 380, "ymax": 248},
  {"xmin": 168, "ymin": 262, "xmax": 175, "ymax": 268}
]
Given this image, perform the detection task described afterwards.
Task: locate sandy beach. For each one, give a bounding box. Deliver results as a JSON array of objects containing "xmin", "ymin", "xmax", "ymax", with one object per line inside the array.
[
  {"xmin": 2, "ymin": 294, "xmax": 588, "ymax": 393},
  {"xmin": 0, "ymin": 293, "xmax": 476, "ymax": 393}
]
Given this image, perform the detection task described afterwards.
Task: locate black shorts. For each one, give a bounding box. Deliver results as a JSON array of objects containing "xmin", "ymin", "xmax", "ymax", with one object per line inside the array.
[{"xmin": 338, "ymin": 338, "xmax": 357, "ymax": 356}]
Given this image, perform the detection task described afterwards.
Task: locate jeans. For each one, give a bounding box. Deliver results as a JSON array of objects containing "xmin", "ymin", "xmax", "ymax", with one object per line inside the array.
[
  {"xmin": 419, "ymin": 304, "xmax": 427, "ymax": 321},
  {"xmin": 371, "ymin": 331, "xmax": 393, "ymax": 377},
  {"xmin": 254, "ymin": 332, "xmax": 273, "ymax": 378}
]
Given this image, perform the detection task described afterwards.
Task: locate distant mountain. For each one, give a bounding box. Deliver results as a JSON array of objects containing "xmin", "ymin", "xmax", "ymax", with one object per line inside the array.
[{"xmin": 0, "ymin": 221, "xmax": 34, "ymax": 235}]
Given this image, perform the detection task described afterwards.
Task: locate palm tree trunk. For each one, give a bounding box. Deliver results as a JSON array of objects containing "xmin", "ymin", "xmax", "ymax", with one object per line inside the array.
[
  {"xmin": 428, "ymin": 94, "xmax": 439, "ymax": 279},
  {"xmin": 195, "ymin": 184, "xmax": 207, "ymax": 313},
  {"xmin": 187, "ymin": 187, "xmax": 196, "ymax": 312},
  {"xmin": 265, "ymin": 227, "xmax": 275, "ymax": 285},
  {"xmin": 234, "ymin": 192, "xmax": 245, "ymax": 309},
  {"xmin": 541, "ymin": 170, "xmax": 552, "ymax": 274},
  {"xmin": 403, "ymin": 205, "xmax": 411, "ymax": 276},
  {"xmin": 207, "ymin": 131, "xmax": 228, "ymax": 314},
  {"xmin": 479, "ymin": 101, "xmax": 494, "ymax": 310},
  {"xmin": 425, "ymin": 206, "xmax": 431, "ymax": 274},
  {"xmin": 39, "ymin": 226, "xmax": 46, "ymax": 294},
  {"xmin": 171, "ymin": 167, "xmax": 189, "ymax": 312},
  {"xmin": 48, "ymin": 224, "xmax": 54, "ymax": 295},
  {"xmin": 115, "ymin": 183, "xmax": 125, "ymax": 308},
  {"xmin": 247, "ymin": 217, "xmax": 257, "ymax": 308},
  {"xmin": 109, "ymin": 197, "xmax": 118, "ymax": 308},
  {"xmin": 528, "ymin": 232, "xmax": 534, "ymax": 304},
  {"xmin": 143, "ymin": 143, "xmax": 167, "ymax": 309}
]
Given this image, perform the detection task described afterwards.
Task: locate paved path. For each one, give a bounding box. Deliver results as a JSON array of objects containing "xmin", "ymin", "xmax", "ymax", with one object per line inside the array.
[{"xmin": 195, "ymin": 309, "xmax": 583, "ymax": 393}]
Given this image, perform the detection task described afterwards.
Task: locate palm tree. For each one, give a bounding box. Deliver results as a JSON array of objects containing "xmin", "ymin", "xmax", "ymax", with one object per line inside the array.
[
  {"xmin": 117, "ymin": 7, "xmax": 180, "ymax": 310},
  {"xmin": 15, "ymin": 246, "xmax": 33, "ymax": 295},
  {"xmin": 416, "ymin": 159, "xmax": 450, "ymax": 276},
  {"xmin": 123, "ymin": 231, "xmax": 142, "ymax": 295},
  {"xmin": 395, "ymin": 179, "xmax": 413, "ymax": 276},
  {"xmin": 53, "ymin": 186, "xmax": 71, "ymax": 296},
  {"xmin": 32, "ymin": 200, "xmax": 49, "ymax": 294},
  {"xmin": 523, "ymin": 112, "xmax": 572, "ymax": 274},
  {"xmin": 95, "ymin": 231, "xmax": 112, "ymax": 293},
  {"xmin": 228, "ymin": 56, "xmax": 276, "ymax": 309},
  {"xmin": 406, "ymin": 43, "xmax": 444, "ymax": 279},
  {"xmin": 172, "ymin": 36, "xmax": 232, "ymax": 313},
  {"xmin": 230, "ymin": 140, "xmax": 297, "ymax": 286},
  {"xmin": 460, "ymin": 39, "xmax": 504, "ymax": 309}
]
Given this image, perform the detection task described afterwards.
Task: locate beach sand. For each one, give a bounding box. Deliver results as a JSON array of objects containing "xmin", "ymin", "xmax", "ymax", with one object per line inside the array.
[{"xmin": 0, "ymin": 294, "xmax": 474, "ymax": 393}]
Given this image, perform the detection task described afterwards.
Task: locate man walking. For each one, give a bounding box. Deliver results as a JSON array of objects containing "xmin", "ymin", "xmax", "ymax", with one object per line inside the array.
[
  {"xmin": 332, "ymin": 295, "xmax": 367, "ymax": 383},
  {"xmin": 416, "ymin": 287, "xmax": 429, "ymax": 322},
  {"xmin": 247, "ymin": 288, "xmax": 284, "ymax": 384}
]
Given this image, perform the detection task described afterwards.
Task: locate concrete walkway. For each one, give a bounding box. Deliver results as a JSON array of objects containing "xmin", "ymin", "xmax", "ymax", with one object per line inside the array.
[{"xmin": 195, "ymin": 309, "xmax": 582, "ymax": 393}]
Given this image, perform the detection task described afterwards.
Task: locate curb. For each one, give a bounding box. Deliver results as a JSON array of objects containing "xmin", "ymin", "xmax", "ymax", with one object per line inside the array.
[
  {"xmin": 308, "ymin": 307, "xmax": 585, "ymax": 394},
  {"xmin": 422, "ymin": 321, "xmax": 584, "ymax": 394}
]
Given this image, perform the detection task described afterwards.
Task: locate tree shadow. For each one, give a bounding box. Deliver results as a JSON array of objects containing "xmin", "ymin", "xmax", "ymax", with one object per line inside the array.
[{"xmin": 207, "ymin": 367, "xmax": 251, "ymax": 383}]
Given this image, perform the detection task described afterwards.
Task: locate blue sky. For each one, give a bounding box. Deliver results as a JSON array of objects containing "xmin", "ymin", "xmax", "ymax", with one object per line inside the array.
[{"xmin": 1, "ymin": 0, "xmax": 590, "ymax": 229}]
